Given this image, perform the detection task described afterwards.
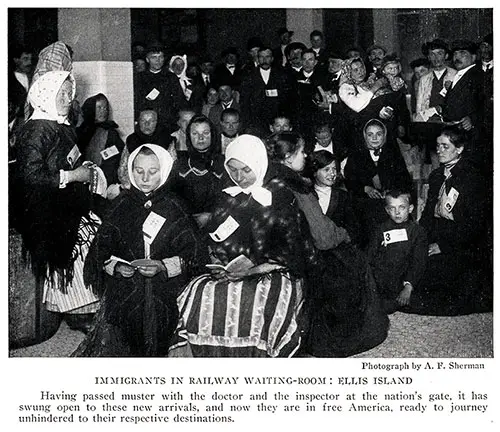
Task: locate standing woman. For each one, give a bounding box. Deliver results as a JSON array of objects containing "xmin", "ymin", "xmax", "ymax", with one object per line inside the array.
[
  {"xmin": 77, "ymin": 93, "xmax": 125, "ymax": 198},
  {"xmin": 170, "ymin": 135, "xmax": 316, "ymax": 357},
  {"xmin": 267, "ymin": 133, "xmax": 388, "ymax": 357},
  {"xmin": 74, "ymin": 144, "xmax": 208, "ymax": 356},
  {"xmin": 17, "ymin": 70, "xmax": 106, "ymax": 332}
]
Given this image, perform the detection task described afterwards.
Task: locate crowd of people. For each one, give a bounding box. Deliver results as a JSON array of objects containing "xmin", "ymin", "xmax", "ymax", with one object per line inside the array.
[{"xmin": 8, "ymin": 25, "xmax": 493, "ymax": 357}]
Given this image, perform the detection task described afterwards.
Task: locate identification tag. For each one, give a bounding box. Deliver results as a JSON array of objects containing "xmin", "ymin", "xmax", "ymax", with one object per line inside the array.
[
  {"xmin": 265, "ymin": 89, "xmax": 278, "ymax": 97},
  {"xmin": 143, "ymin": 212, "xmax": 166, "ymax": 244},
  {"xmin": 101, "ymin": 145, "xmax": 119, "ymax": 160},
  {"xmin": 439, "ymin": 87, "xmax": 448, "ymax": 97},
  {"xmin": 209, "ymin": 215, "xmax": 240, "ymax": 242},
  {"xmin": 382, "ymin": 228, "xmax": 408, "ymax": 246},
  {"xmin": 146, "ymin": 88, "xmax": 160, "ymax": 100},
  {"xmin": 67, "ymin": 145, "xmax": 81, "ymax": 168},
  {"xmin": 444, "ymin": 187, "xmax": 459, "ymax": 212}
]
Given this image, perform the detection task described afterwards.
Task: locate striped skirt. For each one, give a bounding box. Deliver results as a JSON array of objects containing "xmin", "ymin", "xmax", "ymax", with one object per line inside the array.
[
  {"xmin": 43, "ymin": 212, "xmax": 101, "ymax": 314},
  {"xmin": 171, "ymin": 271, "xmax": 304, "ymax": 357}
]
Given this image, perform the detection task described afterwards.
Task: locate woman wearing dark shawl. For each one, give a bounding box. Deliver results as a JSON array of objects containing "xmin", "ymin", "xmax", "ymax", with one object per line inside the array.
[
  {"xmin": 77, "ymin": 93, "xmax": 125, "ymax": 194},
  {"xmin": 169, "ymin": 135, "xmax": 316, "ymax": 357},
  {"xmin": 74, "ymin": 144, "xmax": 208, "ymax": 356},
  {"xmin": 17, "ymin": 70, "xmax": 107, "ymax": 331}
]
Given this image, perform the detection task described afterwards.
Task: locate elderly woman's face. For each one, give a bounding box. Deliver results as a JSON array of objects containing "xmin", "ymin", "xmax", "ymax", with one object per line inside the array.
[
  {"xmin": 351, "ymin": 60, "xmax": 366, "ymax": 83},
  {"xmin": 436, "ymin": 134, "xmax": 463, "ymax": 165},
  {"xmin": 95, "ymin": 98, "xmax": 109, "ymax": 123},
  {"xmin": 132, "ymin": 153, "xmax": 161, "ymax": 193},
  {"xmin": 190, "ymin": 121, "xmax": 212, "ymax": 152},
  {"xmin": 55, "ymin": 80, "xmax": 73, "ymax": 116},
  {"xmin": 315, "ymin": 160, "xmax": 337, "ymax": 188},
  {"xmin": 226, "ymin": 158, "xmax": 257, "ymax": 189},
  {"xmin": 364, "ymin": 124, "xmax": 385, "ymax": 149}
]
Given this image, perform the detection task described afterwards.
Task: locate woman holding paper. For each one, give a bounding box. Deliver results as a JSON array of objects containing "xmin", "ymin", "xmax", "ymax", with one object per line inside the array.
[
  {"xmin": 170, "ymin": 135, "xmax": 317, "ymax": 357},
  {"xmin": 74, "ymin": 144, "xmax": 208, "ymax": 356}
]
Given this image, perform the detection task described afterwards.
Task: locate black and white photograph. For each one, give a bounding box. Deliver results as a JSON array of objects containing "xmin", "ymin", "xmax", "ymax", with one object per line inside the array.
[{"xmin": 3, "ymin": 3, "xmax": 496, "ymax": 430}]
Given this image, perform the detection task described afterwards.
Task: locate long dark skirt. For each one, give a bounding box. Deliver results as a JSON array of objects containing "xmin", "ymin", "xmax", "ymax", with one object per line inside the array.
[{"xmin": 306, "ymin": 244, "xmax": 389, "ymax": 357}]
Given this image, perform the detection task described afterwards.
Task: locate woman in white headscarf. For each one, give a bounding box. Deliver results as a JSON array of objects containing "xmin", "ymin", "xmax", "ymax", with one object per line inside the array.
[
  {"xmin": 17, "ymin": 70, "xmax": 107, "ymax": 333},
  {"xmin": 170, "ymin": 135, "xmax": 317, "ymax": 358},
  {"xmin": 169, "ymin": 54, "xmax": 192, "ymax": 101},
  {"xmin": 75, "ymin": 144, "xmax": 209, "ymax": 357}
]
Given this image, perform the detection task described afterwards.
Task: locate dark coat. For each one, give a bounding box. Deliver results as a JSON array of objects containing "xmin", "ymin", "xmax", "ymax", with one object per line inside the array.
[
  {"xmin": 240, "ymin": 67, "xmax": 295, "ymax": 136},
  {"xmin": 212, "ymin": 63, "xmax": 244, "ymax": 90},
  {"xmin": 135, "ymin": 69, "xmax": 188, "ymax": 132}
]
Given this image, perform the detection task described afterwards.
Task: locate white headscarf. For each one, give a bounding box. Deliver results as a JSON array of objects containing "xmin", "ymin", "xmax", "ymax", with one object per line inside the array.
[
  {"xmin": 128, "ymin": 144, "xmax": 174, "ymax": 193},
  {"xmin": 28, "ymin": 70, "xmax": 76, "ymax": 125},
  {"xmin": 169, "ymin": 54, "xmax": 191, "ymax": 96},
  {"xmin": 223, "ymin": 134, "xmax": 272, "ymax": 206}
]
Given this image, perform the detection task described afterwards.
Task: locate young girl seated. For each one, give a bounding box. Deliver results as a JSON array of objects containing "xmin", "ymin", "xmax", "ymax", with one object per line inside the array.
[
  {"xmin": 267, "ymin": 133, "xmax": 389, "ymax": 357},
  {"xmin": 74, "ymin": 144, "xmax": 208, "ymax": 357}
]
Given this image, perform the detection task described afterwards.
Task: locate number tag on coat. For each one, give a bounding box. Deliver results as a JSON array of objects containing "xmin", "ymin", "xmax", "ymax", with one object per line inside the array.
[
  {"xmin": 67, "ymin": 145, "xmax": 81, "ymax": 168},
  {"xmin": 101, "ymin": 145, "xmax": 119, "ymax": 160},
  {"xmin": 146, "ymin": 88, "xmax": 160, "ymax": 100},
  {"xmin": 209, "ymin": 215, "xmax": 240, "ymax": 242},
  {"xmin": 265, "ymin": 89, "xmax": 278, "ymax": 97},
  {"xmin": 143, "ymin": 212, "xmax": 166, "ymax": 245},
  {"xmin": 444, "ymin": 187, "xmax": 459, "ymax": 212},
  {"xmin": 382, "ymin": 228, "xmax": 408, "ymax": 246}
]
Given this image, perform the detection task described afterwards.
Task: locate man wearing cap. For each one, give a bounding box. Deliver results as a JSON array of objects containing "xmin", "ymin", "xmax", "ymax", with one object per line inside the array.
[
  {"xmin": 284, "ymin": 42, "xmax": 307, "ymax": 78},
  {"xmin": 240, "ymin": 46, "xmax": 295, "ymax": 137},
  {"xmin": 273, "ymin": 27, "xmax": 294, "ymax": 68},
  {"xmin": 135, "ymin": 43, "xmax": 187, "ymax": 134},
  {"xmin": 213, "ymin": 47, "xmax": 243, "ymax": 91},
  {"xmin": 478, "ymin": 33, "xmax": 493, "ymax": 164},
  {"xmin": 442, "ymin": 40, "xmax": 485, "ymax": 157},
  {"xmin": 414, "ymin": 39, "xmax": 457, "ymax": 123}
]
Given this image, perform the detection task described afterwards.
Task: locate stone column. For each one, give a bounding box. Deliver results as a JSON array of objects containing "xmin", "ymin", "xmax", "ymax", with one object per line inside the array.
[
  {"xmin": 372, "ymin": 9, "xmax": 399, "ymax": 54},
  {"xmin": 286, "ymin": 9, "xmax": 324, "ymax": 46},
  {"xmin": 58, "ymin": 8, "xmax": 134, "ymax": 138}
]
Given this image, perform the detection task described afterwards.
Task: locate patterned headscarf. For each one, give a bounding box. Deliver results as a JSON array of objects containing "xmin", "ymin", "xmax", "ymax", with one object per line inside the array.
[
  {"xmin": 223, "ymin": 134, "xmax": 272, "ymax": 207},
  {"xmin": 32, "ymin": 41, "xmax": 73, "ymax": 84},
  {"xmin": 128, "ymin": 144, "xmax": 174, "ymax": 193},
  {"xmin": 28, "ymin": 70, "xmax": 76, "ymax": 125},
  {"xmin": 339, "ymin": 57, "xmax": 368, "ymax": 88}
]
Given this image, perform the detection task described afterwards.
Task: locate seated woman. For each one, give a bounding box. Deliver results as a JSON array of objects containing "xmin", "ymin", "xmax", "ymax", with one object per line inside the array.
[
  {"xmin": 266, "ymin": 133, "xmax": 388, "ymax": 357},
  {"xmin": 170, "ymin": 134, "xmax": 317, "ymax": 357},
  {"xmin": 168, "ymin": 115, "xmax": 228, "ymax": 227},
  {"xmin": 77, "ymin": 93, "xmax": 125, "ymax": 198},
  {"xmin": 338, "ymin": 57, "xmax": 407, "ymax": 149},
  {"xmin": 407, "ymin": 126, "xmax": 492, "ymax": 316},
  {"xmin": 74, "ymin": 144, "xmax": 208, "ymax": 357},
  {"xmin": 17, "ymin": 70, "xmax": 107, "ymax": 333},
  {"xmin": 344, "ymin": 119, "xmax": 412, "ymax": 248}
]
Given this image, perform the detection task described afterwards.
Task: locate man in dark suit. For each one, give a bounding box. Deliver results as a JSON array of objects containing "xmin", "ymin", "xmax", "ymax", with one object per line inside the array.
[
  {"xmin": 243, "ymin": 37, "xmax": 263, "ymax": 76},
  {"xmin": 478, "ymin": 33, "xmax": 493, "ymax": 167},
  {"xmin": 240, "ymin": 47, "xmax": 295, "ymax": 137},
  {"xmin": 273, "ymin": 27, "xmax": 293, "ymax": 68},
  {"xmin": 135, "ymin": 43, "xmax": 187, "ymax": 133},
  {"xmin": 198, "ymin": 56, "xmax": 215, "ymax": 92},
  {"xmin": 9, "ymin": 44, "xmax": 33, "ymax": 123},
  {"xmin": 213, "ymin": 47, "xmax": 244, "ymax": 91},
  {"xmin": 309, "ymin": 30, "xmax": 328, "ymax": 70},
  {"xmin": 208, "ymin": 82, "xmax": 241, "ymax": 131},
  {"xmin": 442, "ymin": 40, "xmax": 485, "ymax": 161},
  {"xmin": 294, "ymin": 49, "xmax": 325, "ymax": 141}
]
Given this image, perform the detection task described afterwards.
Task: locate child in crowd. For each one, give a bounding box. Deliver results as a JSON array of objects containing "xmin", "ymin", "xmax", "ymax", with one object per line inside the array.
[
  {"xmin": 269, "ymin": 115, "xmax": 293, "ymax": 134},
  {"xmin": 312, "ymin": 123, "xmax": 348, "ymax": 174},
  {"xmin": 170, "ymin": 109, "xmax": 196, "ymax": 152},
  {"xmin": 367, "ymin": 189, "xmax": 427, "ymax": 314}
]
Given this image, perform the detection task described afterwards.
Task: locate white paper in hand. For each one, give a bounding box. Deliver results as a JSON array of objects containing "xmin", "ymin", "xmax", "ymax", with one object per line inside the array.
[{"xmin": 143, "ymin": 212, "xmax": 166, "ymax": 245}]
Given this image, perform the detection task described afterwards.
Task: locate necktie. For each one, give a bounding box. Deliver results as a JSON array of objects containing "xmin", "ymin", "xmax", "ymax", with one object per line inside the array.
[{"xmin": 373, "ymin": 149, "xmax": 381, "ymax": 157}]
